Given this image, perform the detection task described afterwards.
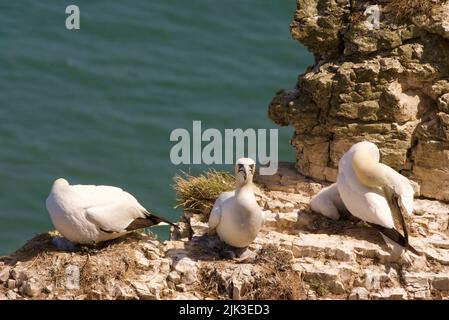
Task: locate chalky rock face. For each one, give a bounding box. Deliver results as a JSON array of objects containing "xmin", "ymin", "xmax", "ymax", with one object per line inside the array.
[
  {"xmin": 1, "ymin": 164, "xmax": 449, "ymax": 300},
  {"xmin": 269, "ymin": 0, "xmax": 449, "ymax": 201}
]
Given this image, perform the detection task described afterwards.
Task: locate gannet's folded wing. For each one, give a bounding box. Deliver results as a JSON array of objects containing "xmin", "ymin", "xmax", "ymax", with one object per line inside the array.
[
  {"xmin": 338, "ymin": 168, "xmax": 395, "ymax": 228},
  {"xmin": 71, "ymin": 184, "xmax": 136, "ymax": 208},
  {"xmin": 208, "ymin": 205, "xmax": 221, "ymax": 231},
  {"xmin": 380, "ymin": 164, "xmax": 414, "ymax": 215},
  {"xmin": 208, "ymin": 191, "xmax": 234, "ymax": 230},
  {"xmin": 85, "ymin": 201, "xmax": 144, "ymax": 233}
]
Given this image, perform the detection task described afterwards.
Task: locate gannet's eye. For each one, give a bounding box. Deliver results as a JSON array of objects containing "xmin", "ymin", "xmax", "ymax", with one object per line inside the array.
[{"xmin": 238, "ymin": 164, "xmax": 244, "ymax": 172}]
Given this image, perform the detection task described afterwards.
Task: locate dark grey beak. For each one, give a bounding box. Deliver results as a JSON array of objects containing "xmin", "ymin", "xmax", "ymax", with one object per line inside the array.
[{"xmin": 238, "ymin": 164, "xmax": 247, "ymax": 181}]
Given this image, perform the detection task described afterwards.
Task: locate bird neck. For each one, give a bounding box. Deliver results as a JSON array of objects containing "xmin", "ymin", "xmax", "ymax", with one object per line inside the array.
[
  {"xmin": 235, "ymin": 182, "xmax": 254, "ymax": 196},
  {"xmin": 235, "ymin": 182, "xmax": 259, "ymax": 216},
  {"xmin": 352, "ymin": 150, "xmax": 388, "ymax": 189}
]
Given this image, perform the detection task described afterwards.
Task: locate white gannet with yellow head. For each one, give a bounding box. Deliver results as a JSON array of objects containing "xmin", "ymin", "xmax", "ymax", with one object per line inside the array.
[
  {"xmin": 336, "ymin": 141, "xmax": 418, "ymax": 255},
  {"xmin": 46, "ymin": 178, "xmax": 177, "ymax": 246},
  {"xmin": 208, "ymin": 158, "xmax": 264, "ymax": 252}
]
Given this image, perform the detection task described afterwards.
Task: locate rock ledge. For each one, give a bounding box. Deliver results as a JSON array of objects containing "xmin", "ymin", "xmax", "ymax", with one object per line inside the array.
[{"xmin": 1, "ymin": 163, "xmax": 448, "ymax": 300}]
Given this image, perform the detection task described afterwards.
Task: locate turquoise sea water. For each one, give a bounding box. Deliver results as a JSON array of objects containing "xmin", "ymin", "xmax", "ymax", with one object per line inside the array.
[{"xmin": 0, "ymin": 1, "xmax": 312, "ymax": 255}]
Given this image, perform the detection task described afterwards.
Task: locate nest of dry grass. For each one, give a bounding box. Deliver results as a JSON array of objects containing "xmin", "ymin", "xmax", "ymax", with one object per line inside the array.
[
  {"xmin": 198, "ymin": 245, "xmax": 305, "ymax": 300},
  {"xmin": 173, "ymin": 169, "xmax": 234, "ymax": 215},
  {"xmin": 385, "ymin": 0, "xmax": 447, "ymax": 20},
  {"xmin": 0, "ymin": 232, "xmax": 159, "ymax": 299},
  {"xmin": 349, "ymin": 0, "xmax": 447, "ymax": 24},
  {"xmin": 245, "ymin": 246, "xmax": 305, "ymax": 300},
  {"xmin": 198, "ymin": 267, "xmax": 229, "ymax": 300}
]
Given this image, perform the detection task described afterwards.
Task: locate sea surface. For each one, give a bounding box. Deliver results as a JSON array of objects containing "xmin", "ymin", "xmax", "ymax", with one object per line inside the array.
[{"xmin": 0, "ymin": 0, "xmax": 312, "ymax": 255}]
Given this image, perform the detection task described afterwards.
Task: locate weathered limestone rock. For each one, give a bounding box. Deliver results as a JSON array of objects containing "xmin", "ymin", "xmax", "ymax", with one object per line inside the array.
[
  {"xmin": 403, "ymin": 272, "xmax": 431, "ymax": 299},
  {"xmin": 373, "ymin": 287, "xmax": 408, "ymax": 300},
  {"xmin": 167, "ymin": 271, "xmax": 181, "ymax": 285},
  {"xmin": 22, "ymin": 279, "xmax": 40, "ymax": 298},
  {"xmin": 0, "ymin": 267, "xmax": 10, "ymax": 283},
  {"xmin": 348, "ymin": 287, "xmax": 369, "ymax": 300},
  {"xmin": 131, "ymin": 280, "xmax": 157, "ymax": 300},
  {"xmin": 7, "ymin": 279, "xmax": 16, "ymax": 290},
  {"xmin": 269, "ymin": 0, "xmax": 449, "ymax": 201},
  {"xmin": 412, "ymin": 2, "xmax": 449, "ymax": 40},
  {"xmin": 0, "ymin": 164, "xmax": 449, "ymax": 300},
  {"xmin": 432, "ymin": 275, "xmax": 449, "ymax": 291},
  {"xmin": 10, "ymin": 269, "xmax": 27, "ymax": 287},
  {"xmin": 291, "ymin": 0, "xmax": 350, "ymax": 60}
]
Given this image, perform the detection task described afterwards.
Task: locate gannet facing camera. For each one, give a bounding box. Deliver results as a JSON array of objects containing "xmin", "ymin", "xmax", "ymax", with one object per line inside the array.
[
  {"xmin": 336, "ymin": 141, "xmax": 419, "ymax": 255},
  {"xmin": 208, "ymin": 158, "xmax": 264, "ymax": 257},
  {"xmin": 46, "ymin": 178, "xmax": 177, "ymax": 246}
]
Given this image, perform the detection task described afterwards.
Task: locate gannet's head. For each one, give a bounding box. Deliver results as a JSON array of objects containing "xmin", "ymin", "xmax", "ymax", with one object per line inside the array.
[
  {"xmin": 350, "ymin": 142, "xmax": 388, "ymax": 189},
  {"xmin": 52, "ymin": 178, "xmax": 69, "ymax": 190},
  {"xmin": 235, "ymin": 158, "xmax": 256, "ymax": 185},
  {"xmin": 348, "ymin": 141, "xmax": 380, "ymax": 163},
  {"xmin": 350, "ymin": 142, "xmax": 406, "ymax": 221}
]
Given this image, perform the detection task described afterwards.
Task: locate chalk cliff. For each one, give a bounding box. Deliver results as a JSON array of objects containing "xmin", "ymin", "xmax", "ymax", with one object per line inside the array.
[
  {"xmin": 1, "ymin": 1, "xmax": 449, "ymax": 301},
  {"xmin": 269, "ymin": 0, "xmax": 449, "ymax": 201},
  {"xmin": 1, "ymin": 164, "xmax": 448, "ymax": 300}
]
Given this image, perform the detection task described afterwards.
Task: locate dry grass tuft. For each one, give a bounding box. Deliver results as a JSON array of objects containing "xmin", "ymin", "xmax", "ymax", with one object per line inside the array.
[
  {"xmin": 245, "ymin": 245, "xmax": 305, "ymax": 300},
  {"xmin": 0, "ymin": 232, "xmax": 159, "ymax": 299},
  {"xmin": 349, "ymin": 11, "xmax": 365, "ymax": 24},
  {"xmin": 173, "ymin": 169, "xmax": 235, "ymax": 215},
  {"xmin": 349, "ymin": 0, "xmax": 447, "ymax": 24},
  {"xmin": 385, "ymin": 0, "xmax": 447, "ymax": 20},
  {"xmin": 198, "ymin": 245, "xmax": 305, "ymax": 300},
  {"xmin": 304, "ymin": 277, "xmax": 329, "ymax": 297},
  {"xmin": 197, "ymin": 266, "xmax": 228, "ymax": 300}
]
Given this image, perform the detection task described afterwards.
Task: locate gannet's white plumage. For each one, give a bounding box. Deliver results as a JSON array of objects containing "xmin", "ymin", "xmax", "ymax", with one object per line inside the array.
[
  {"xmin": 310, "ymin": 183, "xmax": 348, "ymax": 220},
  {"xmin": 208, "ymin": 158, "xmax": 264, "ymax": 248},
  {"xmin": 46, "ymin": 178, "xmax": 175, "ymax": 244},
  {"xmin": 336, "ymin": 141, "xmax": 417, "ymax": 253}
]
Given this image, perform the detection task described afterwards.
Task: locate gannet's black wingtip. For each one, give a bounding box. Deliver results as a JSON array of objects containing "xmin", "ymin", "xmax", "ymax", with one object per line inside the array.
[
  {"xmin": 142, "ymin": 210, "xmax": 179, "ymax": 229},
  {"xmin": 368, "ymin": 223, "xmax": 422, "ymax": 256},
  {"xmin": 405, "ymin": 243, "xmax": 421, "ymax": 256}
]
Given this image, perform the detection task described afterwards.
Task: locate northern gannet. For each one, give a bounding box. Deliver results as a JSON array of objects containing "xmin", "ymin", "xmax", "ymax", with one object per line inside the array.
[
  {"xmin": 46, "ymin": 178, "xmax": 177, "ymax": 245},
  {"xmin": 336, "ymin": 141, "xmax": 418, "ymax": 254},
  {"xmin": 208, "ymin": 158, "xmax": 264, "ymax": 252}
]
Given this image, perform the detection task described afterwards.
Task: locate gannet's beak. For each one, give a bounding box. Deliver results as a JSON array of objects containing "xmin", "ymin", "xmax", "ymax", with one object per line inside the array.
[{"xmin": 239, "ymin": 165, "xmax": 247, "ymax": 181}]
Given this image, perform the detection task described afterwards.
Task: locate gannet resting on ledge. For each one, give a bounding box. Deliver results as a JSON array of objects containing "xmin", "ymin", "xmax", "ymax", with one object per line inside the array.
[
  {"xmin": 46, "ymin": 178, "xmax": 177, "ymax": 245},
  {"xmin": 208, "ymin": 158, "xmax": 264, "ymax": 258},
  {"xmin": 310, "ymin": 183, "xmax": 350, "ymax": 220},
  {"xmin": 336, "ymin": 141, "xmax": 419, "ymax": 255}
]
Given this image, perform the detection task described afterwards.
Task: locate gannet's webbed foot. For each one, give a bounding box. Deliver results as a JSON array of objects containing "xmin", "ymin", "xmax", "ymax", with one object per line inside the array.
[{"xmin": 52, "ymin": 236, "xmax": 78, "ymax": 252}]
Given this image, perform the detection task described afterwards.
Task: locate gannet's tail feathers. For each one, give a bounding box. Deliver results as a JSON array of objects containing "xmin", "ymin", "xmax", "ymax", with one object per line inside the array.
[
  {"xmin": 368, "ymin": 223, "xmax": 420, "ymax": 255},
  {"xmin": 126, "ymin": 211, "xmax": 179, "ymax": 231}
]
